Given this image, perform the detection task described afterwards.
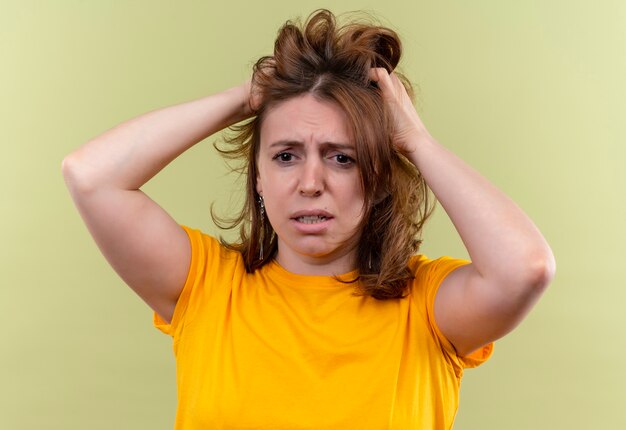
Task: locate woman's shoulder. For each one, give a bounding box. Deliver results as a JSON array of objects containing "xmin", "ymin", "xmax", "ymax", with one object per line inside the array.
[
  {"xmin": 407, "ymin": 254, "xmax": 471, "ymax": 281},
  {"xmin": 179, "ymin": 225, "xmax": 242, "ymax": 261}
]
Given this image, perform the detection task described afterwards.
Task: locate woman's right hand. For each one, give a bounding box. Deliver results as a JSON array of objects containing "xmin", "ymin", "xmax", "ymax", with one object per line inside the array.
[
  {"xmin": 62, "ymin": 81, "xmax": 265, "ymax": 324},
  {"xmin": 241, "ymin": 78, "xmax": 263, "ymax": 117}
]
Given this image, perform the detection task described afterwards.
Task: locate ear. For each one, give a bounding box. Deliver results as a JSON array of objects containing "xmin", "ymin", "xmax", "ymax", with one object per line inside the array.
[{"xmin": 255, "ymin": 173, "xmax": 263, "ymax": 196}]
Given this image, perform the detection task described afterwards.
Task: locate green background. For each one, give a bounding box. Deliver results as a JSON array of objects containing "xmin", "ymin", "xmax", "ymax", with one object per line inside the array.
[{"xmin": 2, "ymin": 1, "xmax": 625, "ymax": 428}]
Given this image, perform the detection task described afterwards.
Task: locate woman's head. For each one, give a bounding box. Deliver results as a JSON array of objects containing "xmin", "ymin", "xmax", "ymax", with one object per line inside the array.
[
  {"xmin": 252, "ymin": 9, "xmax": 399, "ymax": 207},
  {"xmin": 215, "ymin": 9, "xmax": 433, "ymax": 299}
]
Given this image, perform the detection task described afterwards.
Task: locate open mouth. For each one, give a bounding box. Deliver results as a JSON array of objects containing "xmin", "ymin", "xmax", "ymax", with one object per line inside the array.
[{"xmin": 296, "ymin": 215, "xmax": 328, "ymax": 224}]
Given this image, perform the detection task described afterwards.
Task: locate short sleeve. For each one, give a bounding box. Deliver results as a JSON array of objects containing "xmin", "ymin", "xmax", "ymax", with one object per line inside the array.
[
  {"xmin": 411, "ymin": 255, "xmax": 494, "ymax": 376},
  {"xmin": 153, "ymin": 225, "xmax": 210, "ymax": 340}
]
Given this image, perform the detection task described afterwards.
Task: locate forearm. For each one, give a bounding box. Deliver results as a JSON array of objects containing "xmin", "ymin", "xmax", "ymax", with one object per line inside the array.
[
  {"xmin": 62, "ymin": 84, "xmax": 250, "ymax": 191},
  {"xmin": 406, "ymin": 136, "xmax": 555, "ymax": 287}
]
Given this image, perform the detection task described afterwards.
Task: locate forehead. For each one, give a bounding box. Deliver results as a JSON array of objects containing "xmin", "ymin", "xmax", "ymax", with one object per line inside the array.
[{"xmin": 260, "ymin": 94, "xmax": 352, "ymax": 146}]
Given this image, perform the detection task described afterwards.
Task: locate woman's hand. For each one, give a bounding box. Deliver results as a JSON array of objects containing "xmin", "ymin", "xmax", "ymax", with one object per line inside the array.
[
  {"xmin": 371, "ymin": 67, "xmax": 555, "ymax": 357},
  {"xmin": 369, "ymin": 67, "xmax": 433, "ymax": 157},
  {"xmin": 241, "ymin": 79, "xmax": 263, "ymax": 117},
  {"xmin": 62, "ymin": 81, "xmax": 261, "ymax": 324}
]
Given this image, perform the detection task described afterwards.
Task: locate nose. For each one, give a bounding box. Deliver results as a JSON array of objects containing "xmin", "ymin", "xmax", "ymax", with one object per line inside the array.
[{"xmin": 298, "ymin": 157, "xmax": 324, "ymax": 197}]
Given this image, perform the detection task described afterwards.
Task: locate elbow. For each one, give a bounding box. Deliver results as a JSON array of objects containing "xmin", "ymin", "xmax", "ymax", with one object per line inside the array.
[
  {"xmin": 524, "ymin": 248, "xmax": 556, "ymax": 293},
  {"xmin": 61, "ymin": 154, "xmax": 74, "ymax": 180},
  {"xmin": 494, "ymin": 247, "xmax": 556, "ymax": 299},
  {"xmin": 61, "ymin": 153, "xmax": 81, "ymax": 188},
  {"xmin": 61, "ymin": 152, "xmax": 96, "ymax": 194}
]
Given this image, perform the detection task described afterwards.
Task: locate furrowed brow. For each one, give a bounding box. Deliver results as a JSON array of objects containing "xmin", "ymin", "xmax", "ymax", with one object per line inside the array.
[
  {"xmin": 321, "ymin": 142, "xmax": 354, "ymax": 151},
  {"xmin": 268, "ymin": 140, "xmax": 304, "ymax": 149},
  {"xmin": 267, "ymin": 140, "xmax": 354, "ymax": 152}
]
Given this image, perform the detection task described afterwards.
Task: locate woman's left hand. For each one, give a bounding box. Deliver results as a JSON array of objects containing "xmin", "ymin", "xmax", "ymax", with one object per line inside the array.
[
  {"xmin": 369, "ymin": 69, "xmax": 556, "ymax": 359},
  {"xmin": 369, "ymin": 67, "xmax": 433, "ymax": 156}
]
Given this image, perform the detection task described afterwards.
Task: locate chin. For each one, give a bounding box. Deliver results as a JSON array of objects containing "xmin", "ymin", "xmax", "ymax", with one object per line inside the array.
[
  {"xmin": 295, "ymin": 244, "xmax": 337, "ymax": 259},
  {"xmin": 293, "ymin": 238, "xmax": 354, "ymax": 260}
]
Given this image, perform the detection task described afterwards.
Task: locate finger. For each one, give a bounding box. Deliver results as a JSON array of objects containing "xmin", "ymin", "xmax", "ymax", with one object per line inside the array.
[
  {"xmin": 247, "ymin": 78, "xmax": 264, "ymax": 112},
  {"xmin": 386, "ymin": 72, "xmax": 406, "ymax": 93},
  {"xmin": 370, "ymin": 67, "xmax": 397, "ymax": 100},
  {"xmin": 368, "ymin": 67, "xmax": 386, "ymax": 83}
]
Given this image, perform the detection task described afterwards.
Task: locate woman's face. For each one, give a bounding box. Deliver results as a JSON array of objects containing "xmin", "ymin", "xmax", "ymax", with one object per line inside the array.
[{"xmin": 256, "ymin": 93, "xmax": 365, "ymax": 273}]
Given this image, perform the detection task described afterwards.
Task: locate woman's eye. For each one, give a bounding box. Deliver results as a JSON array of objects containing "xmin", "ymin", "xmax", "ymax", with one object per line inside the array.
[
  {"xmin": 334, "ymin": 154, "xmax": 353, "ymax": 164},
  {"xmin": 274, "ymin": 152, "xmax": 293, "ymax": 162}
]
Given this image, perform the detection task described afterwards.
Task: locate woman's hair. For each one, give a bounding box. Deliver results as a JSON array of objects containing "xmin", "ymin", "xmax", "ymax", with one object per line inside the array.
[{"xmin": 213, "ymin": 9, "xmax": 434, "ymax": 299}]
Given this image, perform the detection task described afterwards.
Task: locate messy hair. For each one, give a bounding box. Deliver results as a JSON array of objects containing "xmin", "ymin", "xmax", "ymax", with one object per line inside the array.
[{"xmin": 213, "ymin": 9, "xmax": 434, "ymax": 299}]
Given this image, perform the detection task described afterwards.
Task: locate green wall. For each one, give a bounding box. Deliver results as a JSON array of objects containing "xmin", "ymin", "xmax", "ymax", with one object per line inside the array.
[{"xmin": 2, "ymin": 1, "xmax": 624, "ymax": 428}]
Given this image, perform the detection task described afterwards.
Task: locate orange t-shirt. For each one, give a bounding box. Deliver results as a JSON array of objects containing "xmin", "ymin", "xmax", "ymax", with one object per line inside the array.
[{"xmin": 154, "ymin": 225, "xmax": 493, "ymax": 429}]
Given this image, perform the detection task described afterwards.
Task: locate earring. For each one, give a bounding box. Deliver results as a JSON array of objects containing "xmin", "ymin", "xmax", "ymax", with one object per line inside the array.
[{"xmin": 258, "ymin": 195, "xmax": 265, "ymax": 260}]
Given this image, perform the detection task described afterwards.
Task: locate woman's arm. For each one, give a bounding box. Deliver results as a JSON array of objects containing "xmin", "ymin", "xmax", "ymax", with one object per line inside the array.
[
  {"xmin": 371, "ymin": 68, "xmax": 555, "ymax": 356},
  {"xmin": 62, "ymin": 83, "xmax": 253, "ymax": 323}
]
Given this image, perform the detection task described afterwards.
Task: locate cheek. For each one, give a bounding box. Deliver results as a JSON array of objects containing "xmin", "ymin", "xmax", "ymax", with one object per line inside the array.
[
  {"xmin": 343, "ymin": 175, "xmax": 364, "ymax": 204},
  {"xmin": 263, "ymin": 171, "xmax": 299, "ymax": 197},
  {"xmin": 261, "ymin": 184, "xmax": 290, "ymax": 219},
  {"xmin": 336, "ymin": 187, "xmax": 365, "ymax": 221}
]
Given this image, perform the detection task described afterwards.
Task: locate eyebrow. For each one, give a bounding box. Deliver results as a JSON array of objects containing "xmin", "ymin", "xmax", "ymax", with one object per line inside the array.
[{"xmin": 268, "ymin": 140, "xmax": 355, "ymax": 151}]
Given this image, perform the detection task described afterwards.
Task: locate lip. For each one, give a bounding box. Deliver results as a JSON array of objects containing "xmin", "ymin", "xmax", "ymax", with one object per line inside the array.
[
  {"xmin": 290, "ymin": 209, "xmax": 334, "ymax": 219},
  {"xmin": 290, "ymin": 210, "xmax": 334, "ymax": 234}
]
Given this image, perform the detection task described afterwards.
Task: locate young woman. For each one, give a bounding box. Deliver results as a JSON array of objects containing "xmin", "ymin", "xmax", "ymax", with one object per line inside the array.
[{"xmin": 62, "ymin": 9, "xmax": 555, "ymax": 429}]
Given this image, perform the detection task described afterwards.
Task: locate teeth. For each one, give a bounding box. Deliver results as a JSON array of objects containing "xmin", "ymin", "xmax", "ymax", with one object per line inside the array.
[{"xmin": 297, "ymin": 216, "xmax": 327, "ymax": 224}]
